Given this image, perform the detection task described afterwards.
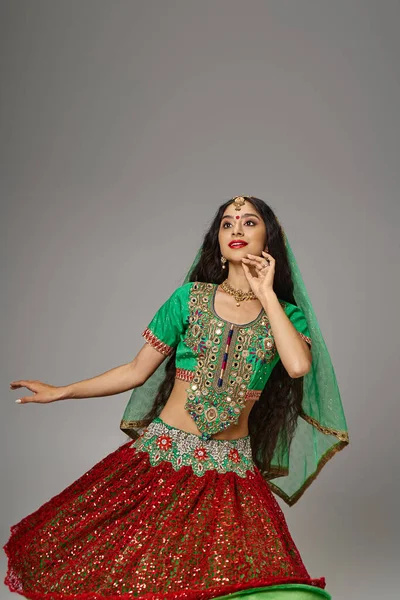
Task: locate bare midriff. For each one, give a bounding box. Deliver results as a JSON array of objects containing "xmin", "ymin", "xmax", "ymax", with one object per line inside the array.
[{"xmin": 158, "ymin": 378, "xmax": 256, "ymax": 440}]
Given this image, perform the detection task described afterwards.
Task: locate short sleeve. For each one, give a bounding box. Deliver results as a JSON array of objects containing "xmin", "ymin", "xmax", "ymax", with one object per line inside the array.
[
  {"xmin": 142, "ymin": 283, "xmax": 190, "ymax": 356},
  {"xmin": 283, "ymin": 301, "xmax": 312, "ymax": 348}
]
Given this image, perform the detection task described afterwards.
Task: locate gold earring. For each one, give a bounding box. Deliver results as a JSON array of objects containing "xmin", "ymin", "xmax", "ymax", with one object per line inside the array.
[{"xmin": 221, "ymin": 256, "xmax": 227, "ymax": 269}]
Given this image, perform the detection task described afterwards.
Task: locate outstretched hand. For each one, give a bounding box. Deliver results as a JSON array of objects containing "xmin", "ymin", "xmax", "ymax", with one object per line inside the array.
[
  {"xmin": 241, "ymin": 251, "xmax": 275, "ymax": 300},
  {"xmin": 10, "ymin": 380, "xmax": 61, "ymax": 404}
]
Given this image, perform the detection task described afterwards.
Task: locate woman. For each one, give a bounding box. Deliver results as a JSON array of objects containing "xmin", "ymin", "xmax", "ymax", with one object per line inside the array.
[{"xmin": 4, "ymin": 196, "xmax": 349, "ymax": 599}]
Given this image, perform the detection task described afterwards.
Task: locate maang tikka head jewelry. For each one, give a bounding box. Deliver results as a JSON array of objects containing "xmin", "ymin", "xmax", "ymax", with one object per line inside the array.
[{"xmin": 232, "ymin": 196, "xmax": 247, "ymax": 211}]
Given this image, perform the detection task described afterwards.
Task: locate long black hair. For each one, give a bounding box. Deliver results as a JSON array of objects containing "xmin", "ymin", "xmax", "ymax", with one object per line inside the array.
[{"xmin": 143, "ymin": 197, "xmax": 304, "ymax": 477}]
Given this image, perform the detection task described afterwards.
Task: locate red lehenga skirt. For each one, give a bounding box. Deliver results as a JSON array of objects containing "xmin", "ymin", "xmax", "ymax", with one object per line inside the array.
[{"xmin": 4, "ymin": 417, "xmax": 331, "ymax": 600}]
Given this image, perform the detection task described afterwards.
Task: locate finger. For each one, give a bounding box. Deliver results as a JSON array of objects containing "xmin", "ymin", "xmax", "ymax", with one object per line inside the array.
[
  {"xmin": 247, "ymin": 255, "xmax": 272, "ymax": 271},
  {"xmin": 11, "ymin": 380, "xmax": 38, "ymax": 391},
  {"xmin": 10, "ymin": 380, "xmax": 30, "ymax": 389},
  {"xmin": 261, "ymin": 251, "xmax": 274, "ymax": 261},
  {"xmin": 242, "ymin": 259, "xmax": 259, "ymax": 277},
  {"xmin": 243, "ymin": 258, "xmax": 269, "ymax": 271},
  {"xmin": 242, "ymin": 257, "xmax": 263, "ymax": 268},
  {"xmin": 15, "ymin": 396, "xmax": 36, "ymax": 404},
  {"xmin": 20, "ymin": 382, "xmax": 40, "ymax": 393},
  {"xmin": 241, "ymin": 261, "xmax": 253, "ymax": 281},
  {"xmin": 246, "ymin": 254, "xmax": 265, "ymax": 263}
]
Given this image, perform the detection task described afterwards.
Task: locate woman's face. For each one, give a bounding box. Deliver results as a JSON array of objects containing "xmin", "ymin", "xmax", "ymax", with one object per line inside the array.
[{"xmin": 218, "ymin": 201, "xmax": 267, "ymax": 264}]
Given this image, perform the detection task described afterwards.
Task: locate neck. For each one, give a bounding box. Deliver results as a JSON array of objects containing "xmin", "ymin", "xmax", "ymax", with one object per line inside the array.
[{"xmin": 224, "ymin": 262, "xmax": 252, "ymax": 292}]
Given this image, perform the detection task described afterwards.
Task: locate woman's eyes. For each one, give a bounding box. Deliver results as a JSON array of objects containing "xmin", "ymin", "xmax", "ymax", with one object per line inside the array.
[{"xmin": 222, "ymin": 220, "xmax": 257, "ymax": 228}]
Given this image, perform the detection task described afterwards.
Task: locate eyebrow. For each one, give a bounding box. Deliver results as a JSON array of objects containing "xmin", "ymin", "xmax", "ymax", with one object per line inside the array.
[{"xmin": 221, "ymin": 213, "xmax": 260, "ymax": 220}]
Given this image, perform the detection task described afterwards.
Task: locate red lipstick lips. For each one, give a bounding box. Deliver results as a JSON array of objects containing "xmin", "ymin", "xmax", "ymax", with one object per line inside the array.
[{"xmin": 228, "ymin": 240, "xmax": 248, "ymax": 249}]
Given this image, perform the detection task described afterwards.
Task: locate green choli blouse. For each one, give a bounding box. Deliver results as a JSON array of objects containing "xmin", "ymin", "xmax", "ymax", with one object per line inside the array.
[{"xmin": 142, "ymin": 281, "xmax": 312, "ymax": 440}]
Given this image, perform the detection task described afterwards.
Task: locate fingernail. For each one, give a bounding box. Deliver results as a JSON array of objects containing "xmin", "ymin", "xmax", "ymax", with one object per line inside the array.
[{"xmin": 15, "ymin": 399, "xmax": 21, "ymax": 403}]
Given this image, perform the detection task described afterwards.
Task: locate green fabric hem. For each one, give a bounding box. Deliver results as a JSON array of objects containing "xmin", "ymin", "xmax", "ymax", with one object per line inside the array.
[{"xmin": 213, "ymin": 583, "xmax": 331, "ymax": 599}]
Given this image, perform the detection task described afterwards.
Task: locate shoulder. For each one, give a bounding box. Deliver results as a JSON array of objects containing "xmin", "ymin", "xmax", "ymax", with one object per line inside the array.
[
  {"xmin": 179, "ymin": 281, "xmax": 216, "ymax": 296},
  {"xmin": 277, "ymin": 298, "xmax": 289, "ymax": 309},
  {"xmin": 278, "ymin": 298, "xmax": 308, "ymax": 324},
  {"xmin": 162, "ymin": 281, "xmax": 212, "ymax": 303},
  {"xmin": 165, "ymin": 281, "xmax": 196, "ymax": 306},
  {"xmin": 278, "ymin": 298, "xmax": 302, "ymax": 313},
  {"xmin": 174, "ymin": 281, "xmax": 196, "ymax": 297},
  {"xmin": 167, "ymin": 281, "xmax": 194, "ymax": 296},
  {"xmin": 278, "ymin": 299, "xmax": 310, "ymax": 339}
]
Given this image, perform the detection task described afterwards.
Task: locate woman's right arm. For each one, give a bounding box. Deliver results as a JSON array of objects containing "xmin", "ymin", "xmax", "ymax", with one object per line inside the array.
[{"xmin": 10, "ymin": 343, "xmax": 166, "ymax": 404}]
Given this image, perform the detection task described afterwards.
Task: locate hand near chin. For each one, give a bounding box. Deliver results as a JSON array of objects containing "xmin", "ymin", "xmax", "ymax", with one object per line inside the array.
[{"xmin": 241, "ymin": 251, "xmax": 275, "ymax": 300}]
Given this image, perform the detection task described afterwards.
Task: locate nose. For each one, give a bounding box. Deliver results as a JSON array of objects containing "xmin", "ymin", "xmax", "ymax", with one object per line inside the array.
[{"xmin": 232, "ymin": 220, "xmax": 244, "ymax": 236}]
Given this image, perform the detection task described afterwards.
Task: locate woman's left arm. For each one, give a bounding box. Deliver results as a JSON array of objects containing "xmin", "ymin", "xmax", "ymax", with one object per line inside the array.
[
  {"xmin": 242, "ymin": 251, "xmax": 311, "ymax": 379},
  {"xmin": 261, "ymin": 290, "xmax": 311, "ymax": 378}
]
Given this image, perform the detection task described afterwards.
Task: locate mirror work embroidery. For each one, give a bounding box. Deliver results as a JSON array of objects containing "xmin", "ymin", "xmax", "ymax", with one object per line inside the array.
[{"xmin": 183, "ymin": 282, "xmax": 285, "ymax": 439}]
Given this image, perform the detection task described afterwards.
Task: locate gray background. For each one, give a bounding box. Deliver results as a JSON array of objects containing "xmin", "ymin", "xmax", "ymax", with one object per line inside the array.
[{"xmin": 1, "ymin": 1, "xmax": 399, "ymax": 598}]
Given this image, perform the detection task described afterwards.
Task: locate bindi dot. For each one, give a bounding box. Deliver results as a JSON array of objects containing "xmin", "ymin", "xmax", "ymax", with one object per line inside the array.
[{"xmin": 235, "ymin": 215, "xmax": 240, "ymax": 219}]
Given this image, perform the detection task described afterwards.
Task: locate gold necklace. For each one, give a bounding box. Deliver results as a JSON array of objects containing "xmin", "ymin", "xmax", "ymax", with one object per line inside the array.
[{"xmin": 220, "ymin": 280, "xmax": 257, "ymax": 307}]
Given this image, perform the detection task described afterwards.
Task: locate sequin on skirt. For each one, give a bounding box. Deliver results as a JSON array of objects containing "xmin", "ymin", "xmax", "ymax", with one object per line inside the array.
[{"xmin": 3, "ymin": 417, "xmax": 328, "ymax": 599}]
